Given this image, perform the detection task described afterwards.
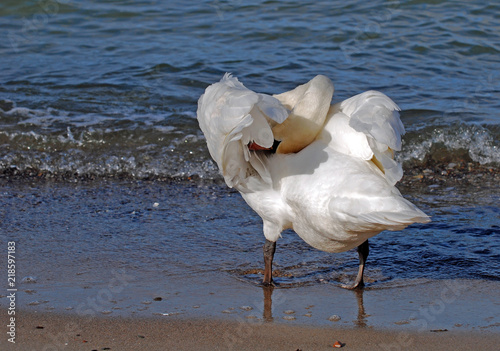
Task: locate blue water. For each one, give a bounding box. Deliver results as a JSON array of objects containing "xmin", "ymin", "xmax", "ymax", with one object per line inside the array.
[
  {"xmin": 0, "ymin": 1, "xmax": 499, "ymax": 293},
  {"xmin": 1, "ymin": 0, "xmax": 499, "ymax": 178}
]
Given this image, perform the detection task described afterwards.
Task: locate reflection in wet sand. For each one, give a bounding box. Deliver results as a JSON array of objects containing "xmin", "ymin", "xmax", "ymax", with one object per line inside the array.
[
  {"xmin": 354, "ymin": 289, "xmax": 368, "ymax": 328},
  {"xmin": 263, "ymin": 286, "xmax": 274, "ymax": 322},
  {"xmin": 261, "ymin": 286, "xmax": 368, "ymax": 327}
]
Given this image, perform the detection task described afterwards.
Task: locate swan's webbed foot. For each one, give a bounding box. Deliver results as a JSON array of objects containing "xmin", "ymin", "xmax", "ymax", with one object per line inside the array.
[
  {"xmin": 342, "ymin": 278, "xmax": 365, "ymax": 290},
  {"xmin": 341, "ymin": 240, "xmax": 369, "ymax": 290},
  {"xmin": 260, "ymin": 280, "xmax": 276, "ymax": 287},
  {"xmin": 262, "ymin": 239, "xmax": 277, "ymax": 286}
]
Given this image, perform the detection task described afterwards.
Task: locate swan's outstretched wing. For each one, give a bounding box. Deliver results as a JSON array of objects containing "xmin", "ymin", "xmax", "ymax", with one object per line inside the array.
[
  {"xmin": 327, "ymin": 91, "xmax": 404, "ymax": 185},
  {"xmin": 197, "ymin": 73, "xmax": 288, "ymax": 190}
]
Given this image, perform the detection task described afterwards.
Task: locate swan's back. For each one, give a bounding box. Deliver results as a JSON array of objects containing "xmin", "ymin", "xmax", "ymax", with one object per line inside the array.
[{"xmin": 263, "ymin": 134, "xmax": 429, "ymax": 253}]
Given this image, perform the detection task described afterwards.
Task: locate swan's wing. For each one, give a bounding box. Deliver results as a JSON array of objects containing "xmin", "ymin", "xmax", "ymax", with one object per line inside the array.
[
  {"xmin": 197, "ymin": 73, "xmax": 288, "ymax": 190},
  {"xmin": 327, "ymin": 91, "xmax": 404, "ymax": 185},
  {"xmin": 341, "ymin": 90, "xmax": 404, "ymax": 150}
]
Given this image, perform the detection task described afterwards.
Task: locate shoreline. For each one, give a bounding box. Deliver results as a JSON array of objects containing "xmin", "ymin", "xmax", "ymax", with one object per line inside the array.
[
  {"xmin": 0, "ymin": 159, "xmax": 498, "ymax": 186},
  {"xmin": 6, "ymin": 275, "xmax": 500, "ymax": 329}
]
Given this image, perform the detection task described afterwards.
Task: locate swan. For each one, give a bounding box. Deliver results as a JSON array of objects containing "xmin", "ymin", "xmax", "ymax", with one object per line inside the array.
[{"xmin": 197, "ymin": 73, "xmax": 430, "ymax": 288}]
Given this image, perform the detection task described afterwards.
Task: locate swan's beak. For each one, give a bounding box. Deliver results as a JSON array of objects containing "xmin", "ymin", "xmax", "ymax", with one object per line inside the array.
[
  {"xmin": 248, "ymin": 142, "xmax": 272, "ymax": 151},
  {"xmin": 248, "ymin": 140, "xmax": 281, "ymax": 152}
]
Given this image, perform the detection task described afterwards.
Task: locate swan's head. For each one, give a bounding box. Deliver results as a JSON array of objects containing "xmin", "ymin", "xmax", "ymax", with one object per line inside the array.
[{"xmin": 271, "ymin": 75, "xmax": 334, "ymax": 154}]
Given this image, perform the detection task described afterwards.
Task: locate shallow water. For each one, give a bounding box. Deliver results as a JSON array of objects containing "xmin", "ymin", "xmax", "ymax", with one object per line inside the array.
[
  {"xmin": 2, "ymin": 178, "xmax": 498, "ymax": 288},
  {"xmin": 1, "ymin": 179, "xmax": 499, "ymax": 331},
  {"xmin": 0, "ymin": 0, "xmax": 499, "ymax": 329}
]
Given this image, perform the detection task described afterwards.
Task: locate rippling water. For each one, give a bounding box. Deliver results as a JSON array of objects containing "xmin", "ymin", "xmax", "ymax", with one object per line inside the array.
[{"xmin": 1, "ymin": 1, "xmax": 499, "ymax": 288}]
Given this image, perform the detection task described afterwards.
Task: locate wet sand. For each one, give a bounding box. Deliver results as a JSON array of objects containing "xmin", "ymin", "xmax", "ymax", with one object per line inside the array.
[
  {"xmin": 3, "ymin": 308, "xmax": 500, "ymax": 351},
  {"xmin": 2, "ymin": 278, "xmax": 499, "ymax": 350}
]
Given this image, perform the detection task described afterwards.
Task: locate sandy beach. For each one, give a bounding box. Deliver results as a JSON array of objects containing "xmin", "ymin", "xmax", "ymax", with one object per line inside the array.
[
  {"xmin": 2, "ymin": 277, "xmax": 499, "ymax": 350},
  {"xmin": 3, "ymin": 309, "xmax": 499, "ymax": 351}
]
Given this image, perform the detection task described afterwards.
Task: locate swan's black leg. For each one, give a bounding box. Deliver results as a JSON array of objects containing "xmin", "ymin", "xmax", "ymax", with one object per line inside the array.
[
  {"xmin": 262, "ymin": 239, "xmax": 276, "ymax": 286},
  {"xmin": 345, "ymin": 239, "xmax": 369, "ymax": 289}
]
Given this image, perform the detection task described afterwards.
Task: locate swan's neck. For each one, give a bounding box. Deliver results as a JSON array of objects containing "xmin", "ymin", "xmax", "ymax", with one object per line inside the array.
[{"xmin": 271, "ymin": 75, "xmax": 334, "ymax": 154}]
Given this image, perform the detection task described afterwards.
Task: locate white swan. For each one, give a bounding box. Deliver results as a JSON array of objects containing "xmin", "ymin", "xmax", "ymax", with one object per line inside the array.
[{"xmin": 197, "ymin": 73, "xmax": 430, "ymax": 288}]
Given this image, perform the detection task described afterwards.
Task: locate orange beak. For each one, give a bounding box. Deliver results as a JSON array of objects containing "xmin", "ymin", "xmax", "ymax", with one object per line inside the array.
[{"xmin": 248, "ymin": 142, "xmax": 272, "ymax": 151}]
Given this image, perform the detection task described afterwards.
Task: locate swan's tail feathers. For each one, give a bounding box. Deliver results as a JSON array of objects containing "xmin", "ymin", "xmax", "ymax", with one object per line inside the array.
[
  {"xmin": 358, "ymin": 210, "xmax": 430, "ymax": 229},
  {"xmin": 197, "ymin": 73, "xmax": 288, "ymax": 190},
  {"xmin": 334, "ymin": 194, "xmax": 431, "ymax": 234},
  {"xmin": 339, "ymin": 91, "xmax": 405, "ymax": 185},
  {"xmin": 344, "ymin": 210, "xmax": 430, "ymax": 235}
]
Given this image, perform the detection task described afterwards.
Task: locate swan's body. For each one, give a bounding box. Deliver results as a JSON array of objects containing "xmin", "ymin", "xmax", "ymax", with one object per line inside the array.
[{"xmin": 197, "ymin": 73, "xmax": 430, "ymax": 287}]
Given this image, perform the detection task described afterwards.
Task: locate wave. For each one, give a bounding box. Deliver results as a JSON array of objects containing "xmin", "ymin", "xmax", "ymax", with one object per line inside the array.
[
  {"xmin": 400, "ymin": 123, "xmax": 500, "ymax": 166},
  {"xmin": 0, "ymin": 102, "xmax": 498, "ymax": 182}
]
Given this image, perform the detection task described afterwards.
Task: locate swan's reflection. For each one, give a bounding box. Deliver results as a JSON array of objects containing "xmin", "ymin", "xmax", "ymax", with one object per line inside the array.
[
  {"xmin": 260, "ymin": 285, "xmax": 368, "ymax": 327},
  {"xmin": 353, "ymin": 289, "xmax": 367, "ymax": 327},
  {"xmin": 262, "ymin": 285, "xmax": 274, "ymax": 322}
]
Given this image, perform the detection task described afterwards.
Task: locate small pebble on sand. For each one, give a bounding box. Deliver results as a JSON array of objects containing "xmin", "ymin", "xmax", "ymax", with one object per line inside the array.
[
  {"xmin": 328, "ymin": 315, "xmax": 341, "ymax": 322},
  {"xmin": 395, "ymin": 320, "xmax": 410, "ymax": 325},
  {"xmin": 22, "ymin": 276, "xmax": 37, "ymax": 284}
]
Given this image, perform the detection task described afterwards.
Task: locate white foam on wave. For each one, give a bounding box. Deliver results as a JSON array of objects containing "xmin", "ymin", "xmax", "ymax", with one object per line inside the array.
[
  {"xmin": 399, "ymin": 123, "xmax": 499, "ymax": 165},
  {"xmin": 0, "ymin": 123, "xmax": 220, "ymax": 180},
  {"xmin": 3, "ymin": 102, "xmax": 496, "ymax": 179}
]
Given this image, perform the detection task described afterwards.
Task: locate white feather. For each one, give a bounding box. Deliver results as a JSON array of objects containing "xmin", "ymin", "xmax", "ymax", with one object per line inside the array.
[
  {"xmin": 326, "ymin": 91, "xmax": 405, "ymax": 185},
  {"xmin": 197, "ymin": 73, "xmax": 288, "ymax": 190},
  {"xmin": 341, "ymin": 90, "xmax": 404, "ymax": 150}
]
